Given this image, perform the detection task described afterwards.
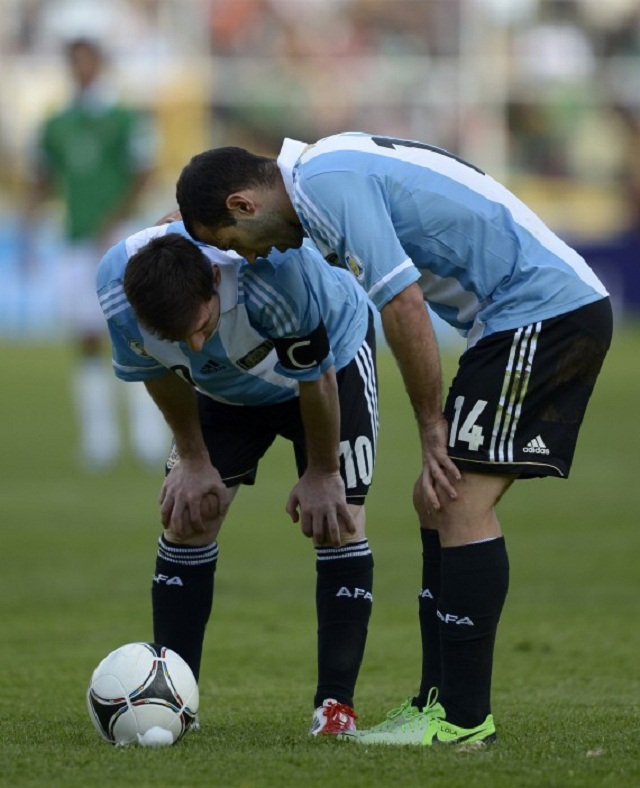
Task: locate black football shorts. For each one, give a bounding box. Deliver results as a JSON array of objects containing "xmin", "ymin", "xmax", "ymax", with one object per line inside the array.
[
  {"xmin": 167, "ymin": 312, "xmax": 378, "ymax": 504},
  {"xmin": 443, "ymin": 298, "xmax": 612, "ymax": 479}
]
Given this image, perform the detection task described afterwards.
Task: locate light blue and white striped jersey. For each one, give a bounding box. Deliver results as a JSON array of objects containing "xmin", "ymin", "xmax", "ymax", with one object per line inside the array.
[
  {"xmin": 96, "ymin": 221, "xmax": 370, "ymax": 405},
  {"xmin": 278, "ymin": 133, "xmax": 608, "ymax": 347}
]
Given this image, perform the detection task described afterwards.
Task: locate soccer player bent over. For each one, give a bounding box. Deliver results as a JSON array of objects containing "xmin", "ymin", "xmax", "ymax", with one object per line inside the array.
[
  {"xmin": 175, "ymin": 134, "xmax": 613, "ymax": 746},
  {"xmin": 97, "ymin": 222, "xmax": 379, "ymax": 736}
]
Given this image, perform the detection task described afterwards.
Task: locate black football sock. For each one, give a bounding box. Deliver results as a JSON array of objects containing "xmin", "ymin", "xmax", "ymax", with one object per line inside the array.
[
  {"xmin": 438, "ymin": 537, "xmax": 509, "ymax": 728},
  {"xmin": 151, "ymin": 535, "xmax": 218, "ymax": 682},
  {"xmin": 413, "ymin": 528, "xmax": 442, "ymax": 709},
  {"xmin": 314, "ymin": 540, "xmax": 374, "ymax": 709}
]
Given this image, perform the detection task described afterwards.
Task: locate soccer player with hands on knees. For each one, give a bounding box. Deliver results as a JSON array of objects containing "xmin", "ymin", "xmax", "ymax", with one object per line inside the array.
[
  {"xmin": 175, "ymin": 133, "xmax": 612, "ymax": 747},
  {"xmin": 97, "ymin": 221, "xmax": 379, "ymax": 737}
]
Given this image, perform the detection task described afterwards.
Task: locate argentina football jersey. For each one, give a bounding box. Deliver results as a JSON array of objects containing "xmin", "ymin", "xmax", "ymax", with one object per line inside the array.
[
  {"xmin": 97, "ymin": 221, "xmax": 370, "ymax": 405},
  {"xmin": 278, "ymin": 132, "xmax": 608, "ymax": 347}
]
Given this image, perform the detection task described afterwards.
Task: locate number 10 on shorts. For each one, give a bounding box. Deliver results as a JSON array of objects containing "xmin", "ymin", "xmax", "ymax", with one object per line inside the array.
[{"xmin": 339, "ymin": 437, "xmax": 374, "ymax": 488}]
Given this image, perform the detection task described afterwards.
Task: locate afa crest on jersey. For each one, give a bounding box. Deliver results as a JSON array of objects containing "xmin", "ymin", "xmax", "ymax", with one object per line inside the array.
[
  {"xmin": 345, "ymin": 251, "xmax": 365, "ymax": 283},
  {"xmin": 236, "ymin": 340, "xmax": 275, "ymax": 371},
  {"xmin": 127, "ymin": 339, "xmax": 152, "ymax": 358}
]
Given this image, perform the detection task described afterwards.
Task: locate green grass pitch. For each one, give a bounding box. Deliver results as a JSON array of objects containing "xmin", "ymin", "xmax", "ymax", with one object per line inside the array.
[{"xmin": 1, "ymin": 325, "xmax": 639, "ymax": 787}]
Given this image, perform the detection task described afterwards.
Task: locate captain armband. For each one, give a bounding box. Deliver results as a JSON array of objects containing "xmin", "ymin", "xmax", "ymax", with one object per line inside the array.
[{"xmin": 272, "ymin": 321, "xmax": 330, "ymax": 371}]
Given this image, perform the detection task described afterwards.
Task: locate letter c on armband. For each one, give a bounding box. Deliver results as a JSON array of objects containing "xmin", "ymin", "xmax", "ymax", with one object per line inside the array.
[{"xmin": 273, "ymin": 321, "xmax": 330, "ymax": 371}]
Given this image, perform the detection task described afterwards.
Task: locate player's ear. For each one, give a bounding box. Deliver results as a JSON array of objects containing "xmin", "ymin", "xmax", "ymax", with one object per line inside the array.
[{"xmin": 226, "ymin": 191, "xmax": 256, "ymax": 217}]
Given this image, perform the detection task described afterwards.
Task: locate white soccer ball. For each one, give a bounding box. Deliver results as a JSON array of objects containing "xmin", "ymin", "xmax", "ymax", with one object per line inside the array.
[{"xmin": 87, "ymin": 642, "xmax": 199, "ymax": 746}]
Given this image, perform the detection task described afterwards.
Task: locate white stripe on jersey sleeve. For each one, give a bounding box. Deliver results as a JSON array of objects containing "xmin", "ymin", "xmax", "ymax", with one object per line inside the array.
[
  {"xmin": 113, "ymin": 359, "xmax": 164, "ymax": 374},
  {"xmin": 293, "ymin": 186, "xmax": 341, "ymax": 252},
  {"xmin": 99, "ymin": 284, "xmax": 129, "ymax": 319},
  {"xmin": 367, "ymin": 258, "xmax": 414, "ymax": 301},
  {"xmin": 102, "ymin": 300, "xmax": 131, "ymax": 320},
  {"xmin": 243, "ymin": 269, "xmax": 299, "ymax": 335}
]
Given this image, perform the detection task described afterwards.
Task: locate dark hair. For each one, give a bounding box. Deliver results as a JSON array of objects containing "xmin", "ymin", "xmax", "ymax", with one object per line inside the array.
[
  {"xmin": 176, "ymin": 147, "xmax": 278, "ymax": 240},
  {"xmin": 124, "ymin": 233, "xmax": 215, "ymax": 341}
]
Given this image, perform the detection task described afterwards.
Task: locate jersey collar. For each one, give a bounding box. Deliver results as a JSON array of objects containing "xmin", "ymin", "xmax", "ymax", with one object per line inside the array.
[
  {"xmin": 278, "ymin": 138, "xmax": 309, "ymax": 200},
  {"xmin": 201, "ymin": 247, "xmax": 241, "ymax": 315}
]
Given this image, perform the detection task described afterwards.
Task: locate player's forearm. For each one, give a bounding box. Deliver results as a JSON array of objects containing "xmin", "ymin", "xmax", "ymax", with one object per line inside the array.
[
  {"xmin": 143, "ymin": 373, "xmax": 208, "ymax": 461},
  {"xmin": 381, "ymin": 283, "xmax": 444, "ymax": 443},
  {"xmin": 298, "ymin": 368, "xmax": 341, "ymax": 475}
]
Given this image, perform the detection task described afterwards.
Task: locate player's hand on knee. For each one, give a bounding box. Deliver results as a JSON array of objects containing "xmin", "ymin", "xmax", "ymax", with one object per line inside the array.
[
  {"xmin": 413, "ymin": 474, "xmax": 432, "ymax": 524},
  {"xmin": 311, "ymin": 507, "xmax": 356, "ymax": 547},
  {"xmin": 200, "ymin": 490, "xmax": 227, "ymax": 522},
  {"xmin": 413, "ymin": 462, "xmax": 458, "ymax": 521},
  {"xmin": 159, "ymin": 458, "xmax": 228, "ymax": 537},
  {"xmin": 286, "ymin": 471, "xmax": 354, "ymax": 546},
  {"xmin": 418, "ymin": 418, "xmax": 461, "ymax": 510},
  {"xmin": 164, "ymin": 493, "xmax": 224, "ymax": 543}
]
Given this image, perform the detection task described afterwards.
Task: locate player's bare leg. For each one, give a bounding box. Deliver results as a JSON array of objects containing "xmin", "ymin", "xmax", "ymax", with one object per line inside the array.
[{"xmin": 424, "ymin": 471, "xmax": 514, "ymax": 546}]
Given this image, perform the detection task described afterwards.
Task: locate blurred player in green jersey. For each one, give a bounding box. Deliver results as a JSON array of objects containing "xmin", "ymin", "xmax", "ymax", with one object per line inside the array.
[{"xmin": 22, "ymin": 37, "xmax": 168, "ymax": 470}]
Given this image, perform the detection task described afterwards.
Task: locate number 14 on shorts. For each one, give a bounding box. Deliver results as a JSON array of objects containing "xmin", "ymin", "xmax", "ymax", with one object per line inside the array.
[{"xmin": 449, "ymin": 396, "xmax": 487, "ymax": 451}]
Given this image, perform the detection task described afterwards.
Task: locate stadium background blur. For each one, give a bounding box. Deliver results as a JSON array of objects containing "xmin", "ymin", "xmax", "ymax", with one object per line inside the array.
[{"xmin": 1, "ymin": 0, "xmax": 640, "ymax": 339}]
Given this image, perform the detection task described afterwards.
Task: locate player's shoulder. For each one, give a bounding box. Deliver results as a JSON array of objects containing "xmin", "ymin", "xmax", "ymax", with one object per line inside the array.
[
  {"xmin": 96, "ymin": 243, "xmax": 133, "ymax": 326},
  {"xmin": 97, "ymin": 222, "xmax": 186, "ymax": 290},
  {"xmin": 303, "ymin": 132, "xmax": 374, "ymax": 163},
  {"xmin": 297, "ymin": 133, "xmax": 385, "ymax": 190},
  {"xmin": 310, "ymin": 131, "xmax": 370, "ymax": 152},
  {"xmin": 246, "ymin": 240, "xmax": 360, "ymax": 297},
  {"xmin": 248, "ymin": 240, "xmax": 327, "ymax": 279},
  {"xmin": 124, "ymin": 221, "xmax": 189, "ymax": 255}
]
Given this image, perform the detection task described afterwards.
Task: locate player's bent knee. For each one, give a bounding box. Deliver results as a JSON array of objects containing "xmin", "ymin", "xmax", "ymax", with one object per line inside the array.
[
  {"xmin": 163, "ymin": 517, "xmax": 225, "ymax": 546},
  {"xmin": 163, "ymin": 531, "xmax": 221, "ymax": 547},
  {"xmin": 439, "ymin": 471, "xmax": 514, "ymax": 515},
  {"xmin": 423, "ymin": 471, "xmax": 515, "ymax": 541}
]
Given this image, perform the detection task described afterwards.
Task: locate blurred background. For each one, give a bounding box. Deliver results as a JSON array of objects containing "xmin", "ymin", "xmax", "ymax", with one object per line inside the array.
[{"xmin": 2, "ymin": 0, "xmax": 640, "ymax": 337}]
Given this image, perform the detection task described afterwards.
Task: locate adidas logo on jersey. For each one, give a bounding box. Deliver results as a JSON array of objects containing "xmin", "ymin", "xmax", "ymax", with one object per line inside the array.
[
  {"xmin": 200, "ymin": 359, "xmax": 224, "ymax": 374},
  {"xmin": 523, "ymin": 435, "xmax": 550, "ymax": 455}
]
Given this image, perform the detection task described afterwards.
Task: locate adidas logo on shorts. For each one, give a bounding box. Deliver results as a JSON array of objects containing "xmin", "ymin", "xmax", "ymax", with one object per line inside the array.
[{"xmin": 523, "ymin": 435, "xmax": 550, "ymax": 455}]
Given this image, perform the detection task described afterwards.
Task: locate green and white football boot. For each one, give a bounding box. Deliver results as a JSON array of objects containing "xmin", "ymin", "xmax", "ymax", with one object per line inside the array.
[
  {"xmin": 342, "ymin": 688, "xmax": 496, "ymax": 747},
  {"xmin": 341, "ymin": 688, "xmax": 443, "ymax": 745}
]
